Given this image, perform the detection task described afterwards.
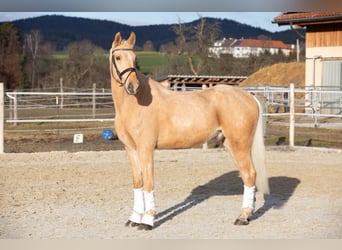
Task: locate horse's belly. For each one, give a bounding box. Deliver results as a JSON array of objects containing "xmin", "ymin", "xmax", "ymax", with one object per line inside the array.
[
  {"xmin": 155, "ymin": 94, "xmax": 221, "ymax": 148},
  {"xmin": 156, "ymin": 134, "xmax": 208, "ymax": 149},
  {"xmin": 156, "ymin": 122, "xmax": 218, "ymax": 149}
]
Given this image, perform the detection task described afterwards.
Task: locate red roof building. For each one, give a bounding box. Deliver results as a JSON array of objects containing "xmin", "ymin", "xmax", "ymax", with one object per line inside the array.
[
  {"xmin": 209, "ymin": 37, "xmax": 293, "ymax": 58},
  {"xmin": 237, "ymin": 39, "xmax": 289, "ymax": 49}
]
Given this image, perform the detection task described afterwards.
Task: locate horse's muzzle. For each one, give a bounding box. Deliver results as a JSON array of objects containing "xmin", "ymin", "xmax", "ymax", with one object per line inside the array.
[{"xmin": 125, "ymin": 81, "xmax": 140, "ymax": 95}]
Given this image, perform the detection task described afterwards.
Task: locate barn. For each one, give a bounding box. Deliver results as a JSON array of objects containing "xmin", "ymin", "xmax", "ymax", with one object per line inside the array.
[{"xmin": 273, "ymin": 12, "xmax": 342, "ymax": 114}]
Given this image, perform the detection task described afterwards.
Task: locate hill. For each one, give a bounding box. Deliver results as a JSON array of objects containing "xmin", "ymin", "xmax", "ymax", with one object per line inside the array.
[
  {"xmin": 241, "ymin": 62, "xmax": 305, "ymax": 87},
  {"xmin": 3, "ymin": 15, "xmax": 305, "ymax": 51}
]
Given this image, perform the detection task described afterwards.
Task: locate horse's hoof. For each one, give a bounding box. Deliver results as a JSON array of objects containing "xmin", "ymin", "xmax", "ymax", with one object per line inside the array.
[
  {"xmin": 125, "ymin": 220, "xmax": 140, "ymax": 228},
  {"xmin": 137, "ymin": 223, "xmax": 153, "ymax": 231},
  {"xmin": 234, "ymin": 218, "xmax": 249, "ymax": 225}
]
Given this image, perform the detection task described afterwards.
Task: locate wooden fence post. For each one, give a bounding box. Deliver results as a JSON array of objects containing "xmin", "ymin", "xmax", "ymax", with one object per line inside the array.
[
  {"xmin": 13, "ymin": 91, "xmax": 17, "ymax": 126},
  {"xmin": 0, "ymin": 83, "xmax": 4, "ymax": 153},
  {"xmin": 60, "ymin": 78, "xmax": 64, "ymax": 109},
  {"xmin": 289, "ymin": 83, "xmax": 295, "ymax": 147},
  {"xmin": 92, "ymin": 83, "xmax": 96, "ymax": 119}
]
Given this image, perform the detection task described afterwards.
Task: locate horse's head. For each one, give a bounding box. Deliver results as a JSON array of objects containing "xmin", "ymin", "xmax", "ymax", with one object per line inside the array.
[{"xmin": 110, "ymin": 32, "xmax": 139, "ymax": 95}]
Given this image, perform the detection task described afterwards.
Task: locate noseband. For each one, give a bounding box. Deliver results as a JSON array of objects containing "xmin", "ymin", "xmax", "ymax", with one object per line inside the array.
[{"xmin": 111, "ymin": 48, "xmax": 137, "ymax": 87}]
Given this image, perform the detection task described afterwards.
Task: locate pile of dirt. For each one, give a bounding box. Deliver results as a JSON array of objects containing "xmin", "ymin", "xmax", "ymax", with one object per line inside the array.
[{"xmin": 241, "ymin": 62, "xmax": 305, "ymax": 87}]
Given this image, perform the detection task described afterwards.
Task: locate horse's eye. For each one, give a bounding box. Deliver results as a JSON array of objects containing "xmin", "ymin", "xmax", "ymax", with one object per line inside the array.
[{"xmin": 115, "ymin": 55, "xmax": 121, "ymax": 61}]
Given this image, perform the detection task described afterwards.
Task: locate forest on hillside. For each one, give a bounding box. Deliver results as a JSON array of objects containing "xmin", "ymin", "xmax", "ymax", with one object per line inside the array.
[
  {"xmin": 7, "ymin": 15, "xmax": 304, "ymax": 51},
  {"xmin": 0, "ymin": 16, "xmax": 305, "ymax": 91}
]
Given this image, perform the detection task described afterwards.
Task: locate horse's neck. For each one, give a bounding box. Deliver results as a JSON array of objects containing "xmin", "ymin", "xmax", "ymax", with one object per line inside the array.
[
  {"xmin": 111, "ymin": 74, "xmax": 150, "ymax": 112},
  {"xmin": 111, "ymin": 79, "xmax": 128, "ymax": 112}
]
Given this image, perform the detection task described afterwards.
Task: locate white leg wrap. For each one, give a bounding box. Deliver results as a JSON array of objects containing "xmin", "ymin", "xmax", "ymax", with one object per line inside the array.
[
  {"xmin": 129, "ymin": 210, "xmax": 143, "ymax": 224},
  {"xmin": 141, "ymin": 190, "xmax": 156, "ymax": 226},
  {"xmin": 242, "ymin": 185, "xmax": 256, "ymax": 211},
  {"xmin": 141, "ymin": 212, "xmax": 155, "ymax": 226},
  {"xmin": 143, "ymin": 190, "xmax": 155, "ymax": 211},
  {"xmin": 129, "ymin": 188, "xmax": 144, "ymax": 224}
]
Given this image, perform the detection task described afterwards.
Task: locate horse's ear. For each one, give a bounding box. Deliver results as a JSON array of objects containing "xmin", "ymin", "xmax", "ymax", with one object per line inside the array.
[
  {"xmin": 113, "ymin": 32, "xmax": 122, "ymax": 48},
  {"xmin": 126, "ymin": 32, "xmax": 136, "ymax": 48}
]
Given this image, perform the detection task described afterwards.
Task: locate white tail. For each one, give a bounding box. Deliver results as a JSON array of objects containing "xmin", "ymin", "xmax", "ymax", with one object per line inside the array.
[{"xmin": 251, "ymin": 97, "xmax": 270, "ymax": 194}]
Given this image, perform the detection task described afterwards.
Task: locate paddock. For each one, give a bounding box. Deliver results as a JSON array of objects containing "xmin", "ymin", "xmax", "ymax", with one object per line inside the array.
[{"xmin": 0, "ymin": 148, "xmax": 341, "ymax": 238}]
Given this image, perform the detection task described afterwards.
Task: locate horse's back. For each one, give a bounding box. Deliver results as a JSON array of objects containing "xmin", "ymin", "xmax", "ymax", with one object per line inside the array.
[
  {"xmin": 153, "ymin": 82, "xmax": 258, "ymax": 123},
  {"xmin": 203, "ymin": 85, "xmax": 258, "ymax": 115}
]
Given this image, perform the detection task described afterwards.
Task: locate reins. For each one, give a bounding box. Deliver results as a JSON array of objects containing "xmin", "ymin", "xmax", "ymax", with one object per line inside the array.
[{"xmin": 110, "ymin": 48, "xmax": 137, "ymax": 87}]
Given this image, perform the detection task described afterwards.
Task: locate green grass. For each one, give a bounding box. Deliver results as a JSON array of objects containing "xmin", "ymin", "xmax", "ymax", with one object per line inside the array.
[
  {"xmin": 136, "ymin": 51, "xmax": 170, "ymax": 74},
  {"xmin": 53, "ymin": 51, "xmax": 171, "ymax": 75}
]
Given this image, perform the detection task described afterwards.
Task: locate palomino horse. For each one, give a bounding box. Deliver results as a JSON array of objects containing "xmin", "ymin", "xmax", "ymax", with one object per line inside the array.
[{"xmin": 109, "ymin": 32, "xmax": 269, "ymax": 230}]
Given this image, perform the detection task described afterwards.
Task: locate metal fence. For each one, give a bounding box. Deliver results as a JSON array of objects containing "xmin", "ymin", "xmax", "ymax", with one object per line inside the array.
[
  {"xmin": 4, "ymin": 85, "xmax": 342, "ymax": 127},
  {"xmin": 5, "ymin": 88, "xmax": 115, "ymax": 125},
  {"xmin": 1, "ymin": 83, "xmax": 342, "ymax": 153},
  {"xmin": 244, "ymin": 85, "xmax": 342, "ymax": 127}
]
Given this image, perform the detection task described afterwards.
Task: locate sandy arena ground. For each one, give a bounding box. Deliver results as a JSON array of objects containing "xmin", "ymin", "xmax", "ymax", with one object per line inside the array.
[{"xmin": 0, "ymin": 147, "xmax": 341, "ymax": 239}]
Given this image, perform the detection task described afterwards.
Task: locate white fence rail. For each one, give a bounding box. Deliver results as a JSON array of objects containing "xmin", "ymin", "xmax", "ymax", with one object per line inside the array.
[
  {"xmin": 3, "ymin": 84, "xmax": 342, "ymax": 125},
  {"xmin": 1, "ymin": 83, "xmax": 342, "ymax": 153},
  {"xmin": 5, "ymin": 87, "xmax": 115, "ymax": 125},
  {"xmin": 244, "ymin": 85, "xmax": 342, "ymax": 127}
]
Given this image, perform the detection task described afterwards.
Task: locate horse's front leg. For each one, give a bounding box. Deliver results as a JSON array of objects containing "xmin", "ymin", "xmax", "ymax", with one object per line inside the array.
[
  {"xmin": 124, "ymin": 146, "xmax": 156, "ymax": 230},
  {"xmin": 137, "ymin": 146, "xmax": 156, "ymax": 231},
  {"xmin": 124, "ymin": 146, "xmax": 145, "ymax": 228}
]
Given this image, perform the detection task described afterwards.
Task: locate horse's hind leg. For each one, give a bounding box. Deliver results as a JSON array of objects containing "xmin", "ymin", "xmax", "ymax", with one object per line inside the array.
[{"xmin": 224, "ymin": 139, "xmax": 257, "ymax": 225}]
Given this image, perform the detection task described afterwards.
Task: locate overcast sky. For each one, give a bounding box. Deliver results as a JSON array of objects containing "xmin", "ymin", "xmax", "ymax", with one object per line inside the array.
[{"xmin": 0, "ymin": 12, "xmax": 289, "ymax": 32}]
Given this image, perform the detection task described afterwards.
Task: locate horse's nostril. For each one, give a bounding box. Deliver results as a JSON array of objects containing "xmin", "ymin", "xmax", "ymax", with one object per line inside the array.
[
  {"xmin": 126, "ymin": 82, "xmax": 137, "ymax": 94},
  {"xmin": 127, "ymin": 83, "xmax": 133, "ymax": 93}
]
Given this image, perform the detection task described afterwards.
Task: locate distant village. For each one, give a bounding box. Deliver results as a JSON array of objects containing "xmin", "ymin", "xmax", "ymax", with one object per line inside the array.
[{"xmin": 209, "ymin": 37, "xmax": 293, "ymax": 58}]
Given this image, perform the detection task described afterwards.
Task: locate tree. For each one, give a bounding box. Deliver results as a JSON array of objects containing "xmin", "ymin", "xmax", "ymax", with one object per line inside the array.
[
  {"xmin": 34, "ymin": 42, "xmax": 61, "ymax": 89},
  {"xmin": 172, "ymin": 16, "xmax": 220, "ymax": 75},
  {"xmin": 22, "ymin": 31, "xmax": 61, "ymax": 90},
  {"xmin": 24, "ymin": 30, "xmax": 42, "ymax": 90},
  {"xmin": 65, "ymin": 40, "xmax": 97, "ymax": 88},
  {"xmin": 0, "ymin": 23, "xmax": 22, "ymax": 90},
  {"xmin": 159, "ymin": 42, "xmax": 177, "ymax": 55},
  {"xmin": 143, "ymin": 40, "xmax": 155, "ymax": 51}
]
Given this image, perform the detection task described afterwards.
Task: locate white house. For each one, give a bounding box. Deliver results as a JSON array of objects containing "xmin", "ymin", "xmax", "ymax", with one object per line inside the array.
[{"xmin": 209, "ymin": 38, "xmax": 293, "ymax": 58}]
